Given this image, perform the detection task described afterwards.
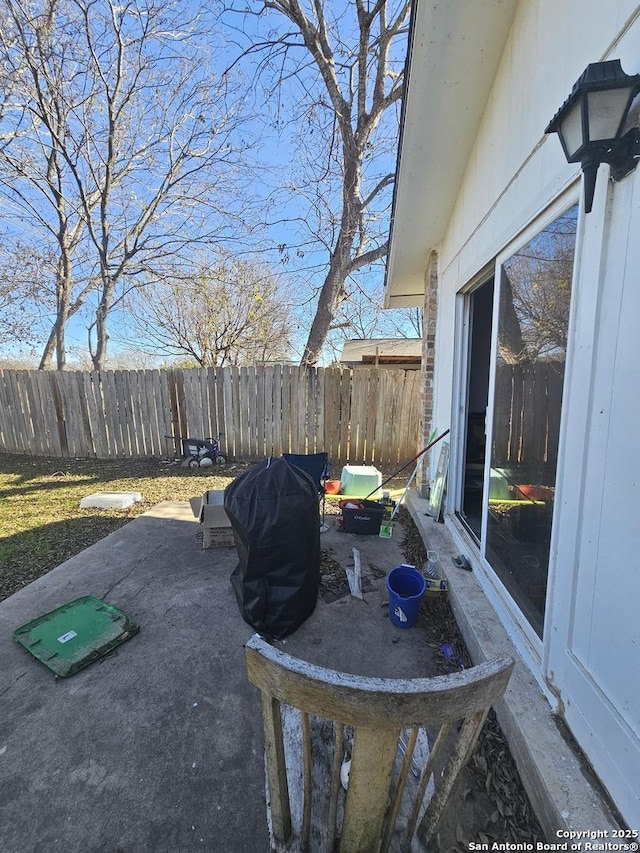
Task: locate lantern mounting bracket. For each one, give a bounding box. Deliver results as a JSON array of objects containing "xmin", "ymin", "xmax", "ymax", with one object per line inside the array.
[{"xmin": 607, "ymin": 127, "xmax": 640, "ymax": 182}]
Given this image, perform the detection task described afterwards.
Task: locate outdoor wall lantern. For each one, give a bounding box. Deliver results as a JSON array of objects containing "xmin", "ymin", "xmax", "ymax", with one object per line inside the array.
[{"xmin": 545, "ymin": 59, "xmax": 640, "ymax": 213}]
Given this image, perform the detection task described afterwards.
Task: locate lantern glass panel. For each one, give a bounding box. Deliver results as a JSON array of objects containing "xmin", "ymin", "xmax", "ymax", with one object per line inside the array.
[
  {"xmin": 559, "ymin": 100, "xmax": 584, "ymax": 160},
  {"xmin": 586, "ymin": 87, "xmax": 634, "ymax": 142}
]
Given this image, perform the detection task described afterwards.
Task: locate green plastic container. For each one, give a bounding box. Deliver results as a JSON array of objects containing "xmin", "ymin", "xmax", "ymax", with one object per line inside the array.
[
  {"xmin": 339, "ymin": 465, "xmax": 382, "ymax": 498},
  {"xmin": 13, "ymin": 595, "xmax": 139, "ymax": 677}
]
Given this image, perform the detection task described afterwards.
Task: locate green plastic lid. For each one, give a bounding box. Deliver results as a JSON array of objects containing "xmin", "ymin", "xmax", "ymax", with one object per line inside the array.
[{"xmin": 13, "ymin": 595, "xmax": 139, "ymax": 677}]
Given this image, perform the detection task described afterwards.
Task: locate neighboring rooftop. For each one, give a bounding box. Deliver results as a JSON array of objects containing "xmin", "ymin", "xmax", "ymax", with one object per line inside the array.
[{"xmin": 339, "ymin": 337, "xmax": 422, "ymax": 368}]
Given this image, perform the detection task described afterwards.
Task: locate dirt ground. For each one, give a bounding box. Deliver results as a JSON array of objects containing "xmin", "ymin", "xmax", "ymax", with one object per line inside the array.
[{"xmin": 327, "ymin": 504, "xmax": 546, "ymax": 851}]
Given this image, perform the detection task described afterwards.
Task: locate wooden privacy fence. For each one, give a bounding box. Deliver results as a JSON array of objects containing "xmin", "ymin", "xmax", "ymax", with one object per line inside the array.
[
  {"xmin": 492, "ymin": 360, "xmax": 565, "ymax": 470},
  {"xmin": 0, "ymin": 366, "xmax": 422, "ymax": 467}
]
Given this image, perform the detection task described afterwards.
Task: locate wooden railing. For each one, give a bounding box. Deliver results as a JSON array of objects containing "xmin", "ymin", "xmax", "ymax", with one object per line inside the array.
[{"xmin": 0, "ymin": 366, "xmax": 422, "ymax": 467}]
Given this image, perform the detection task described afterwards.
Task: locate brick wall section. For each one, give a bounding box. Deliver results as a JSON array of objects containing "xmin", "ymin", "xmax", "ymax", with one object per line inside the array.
[{"xmin": 419, "ymin": 250, "xmax": 439, "ymax": 496}]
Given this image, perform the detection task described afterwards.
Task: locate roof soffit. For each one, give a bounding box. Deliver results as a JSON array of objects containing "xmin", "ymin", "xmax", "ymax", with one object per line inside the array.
[{"xmin": 385, "ymin": 0, "xmax": 520, "ymax": 306}]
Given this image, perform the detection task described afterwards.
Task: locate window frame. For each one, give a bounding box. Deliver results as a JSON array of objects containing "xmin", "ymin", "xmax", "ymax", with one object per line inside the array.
[{"xmin": 451, "ymin": 187, "xmax": 582, "ymax": 656}]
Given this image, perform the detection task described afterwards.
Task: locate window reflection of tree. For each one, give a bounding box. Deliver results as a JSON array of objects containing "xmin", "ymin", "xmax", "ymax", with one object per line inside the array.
[{"xmin": 499, "ymin": 208, "xmax": 578, "ymax": 364}]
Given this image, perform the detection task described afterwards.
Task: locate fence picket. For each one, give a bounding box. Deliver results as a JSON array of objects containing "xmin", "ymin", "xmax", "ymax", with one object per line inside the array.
[
  {"xmin": 15, "ymin": 371, "xmax": 33, "ymax": 453},
  {"xmin": 373, "ymin": 371, "xmax": 386, "ymax": 466},
  {"xmin": 509, "ymin": 368, "xmax": 524, "ymax": 464},
  {"xmin": 339, "ymin": 368, "xmax": 352, "ymax": 461},
  {"xmin": 102, "ymin": 371, "xmax": 119, "ymax": 456},
  {"xmin": 271, "ymin": 365, "xmax": 282, "ymax": 457},
  {"xmin": 252, "ymin": 365, "xmax": 262, "ymax": 459},
  {"xmin": 236, "ymin": 366, "xmax": 248, "ymax": 459},
  {"xmin": 127, "ymin": 370, "xmax": 142, "ymax": 456},
  {"xmin": 194, "ymin": 368, "xmax": 205, "ymax": 438},
  {"xmin": 0, "ymin": 371, "xmax": 13, "ymax": 451},
  {"xmin": 186, "ymin": 370, "xmax": 199, "ymax": 438},
  {"xmin": 75, "ymin": 371, "xmax": 95, "ymax": 457},
  {"xmin": 198, "ymin": 369, "xmax": 210, "ymax": 441},
  {"xmin": 292, "ymin": 368, "xmax": 305, "ymax": 452},
  {"xmin": 532, "ymin": 364, "xmax": 547, "ymax": 464},
  {"xmin": 115, "ymin": 371, "xmax": 134, "ymax": 456},
  {"xmin": 4, "ymin": 371, "xmax": 24, "ymax": 452},
  {"xmin": 144, "ymin": 369, "xmax": 161, "ymax": 457},
  {"xmin": 85, "ymin": 373, "xmax": 105, "ymax": 457},
  {"xmin": 143, "ymin": 367, "xmax": 159, "ymax": 456},
  {"xmin": 281, "ymin": 365, "xmax": 292, "ymax": 455},
  {"xmin": 58, "ymin": 372, "xmax": 80, "ymax": 457},
  {"xmin": 396, "ymin": 372, "xmax": 409, "ymax": 465},
  {"xmin": 546, "ymin": 366, "xmax": 564, "ymax": 469},
  {"xmin": 34, "ymin": 370, "xmax": 61, "ymax": 456},
  {"xmin": 351, "ymin": 369, "xmax": 366, "ymax": 462},
  {"xmin": 224, "ymin": 366, "xmax": 234, "ymax": 454},
  {"xmin": 208, "ymin": 368, "xmax": 223, "ymax": 450},
  {"xmin": 382, "ymin": 371, "xmax": 399, "ymax": 466},
  {"xmin": 156, "ymin": 371, "xmax": 172, "ymax": 457},
  {"xmin": 134, "ymin": 369, "xmax": 151, "ymax": 456},
  {"xmin": 23, "ymin": 370, "xmax": 44, "ymax": 455},
  {"xmin": 263, "ymin": 366, "xmax": 274, "ymax": 457},
  {"xmin": 151, "ymin": 369, "xmax": 165, "ymax": 455},
  {"xmin": 407, "ymin": 371, "xmax": 421, "ymax": 459},
  {"xmin": 315, "ymin": 368, "xmax": 324, "ymax": 453},
  {"xmin": 129, "ymin": 370, "xmax": 143, "ymax": 455},
  {"xmin": 522, "ymin": 363, "xmax": 536, "ymax": 466},
  {"xmin": 305, "ymin": 369, "xmax": 316, "ymax": 453}
]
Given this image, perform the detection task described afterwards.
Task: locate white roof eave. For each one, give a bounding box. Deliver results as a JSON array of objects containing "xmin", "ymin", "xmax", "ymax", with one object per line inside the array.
[{"xmin": 385, "ymin": 0, "xmax": 519, "ymax": 307}]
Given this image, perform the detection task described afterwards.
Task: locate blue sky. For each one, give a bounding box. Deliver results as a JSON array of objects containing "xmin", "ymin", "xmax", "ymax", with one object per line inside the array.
[{"xmin": 0, "ymin": 1, "xmax": 414, "ymax": 367}]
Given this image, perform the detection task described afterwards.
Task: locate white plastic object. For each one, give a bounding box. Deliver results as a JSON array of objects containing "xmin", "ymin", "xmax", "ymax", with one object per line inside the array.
[
  {"xmin": 80, "ymin": 491, "xmax": 142, "ymax": 509},
  {"xmin": 340, "ymin": 758, "xmax": 351, "ymax": 790},
  {"xmin": 345, "ymin": 548, "xmax": 363, "ymax": 599},
  {"xmin": 425, "ymin": 550, "xmax": 440, "ymax": 578},
  {"xmin": 339, "ymin": 465, "xmax": 382, "ymax": 497}
]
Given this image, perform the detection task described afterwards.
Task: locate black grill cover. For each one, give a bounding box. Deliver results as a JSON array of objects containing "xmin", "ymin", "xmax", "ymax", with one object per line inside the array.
[{"xmin": 224, "ymin": 458, "xmax": 320, "ymax": 639}]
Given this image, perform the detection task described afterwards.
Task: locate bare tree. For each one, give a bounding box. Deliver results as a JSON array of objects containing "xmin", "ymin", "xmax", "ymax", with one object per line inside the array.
[
  {"xmin": 335, "ymin": 281, "xmax": 422, "ymax": 338},
  {"xmin": 128, "ymin": 254, "xmax": 294, "ymax": 367},
  {"xmin": 222, "ymin": 0, "xmax": 410, "ymax": 367},
  {"xmin": 0, "ymin": 0, "xmax": 253, "ymax": 370},
  {"xmin": 0, "ymin": 239, "xmax": 51, "ymax": 348},
  {"xmin": 499, "ymin": 207, "xmax": 577, "ymax": 363},
  {"xmin": 322, "ymin": 282, "xmax": 422, "ymax": 362},
  {"xmin": 0, "ymin": 1, "xmax": 94, "ymax": 369}
]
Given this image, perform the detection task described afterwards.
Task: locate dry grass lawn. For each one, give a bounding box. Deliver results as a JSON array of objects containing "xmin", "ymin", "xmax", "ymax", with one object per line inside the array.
[{"xmin": 0, "ymin": 453, "xmax": 253, "ymax": 602}]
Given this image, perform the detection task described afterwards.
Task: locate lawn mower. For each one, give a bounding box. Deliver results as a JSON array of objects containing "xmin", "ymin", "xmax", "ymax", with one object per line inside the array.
[{"xmin": 166, "ymin": 435, "xmax": 226, "ymax": 468}]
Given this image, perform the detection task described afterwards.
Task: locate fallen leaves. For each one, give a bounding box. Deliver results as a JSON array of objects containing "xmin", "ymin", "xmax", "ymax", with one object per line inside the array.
[{"xmin": 399, "ymin": 506, "xmax": 545, "ymax": 849}]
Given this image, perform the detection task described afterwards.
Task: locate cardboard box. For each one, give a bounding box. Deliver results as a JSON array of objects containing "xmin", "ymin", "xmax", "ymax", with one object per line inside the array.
[
  {"xmin": 189, "ymin": 490, "xmax": 235, "ymax": 549},
  {"xmin": 202, "ymin": 526, "xmax": 235, "ymax": 548}
]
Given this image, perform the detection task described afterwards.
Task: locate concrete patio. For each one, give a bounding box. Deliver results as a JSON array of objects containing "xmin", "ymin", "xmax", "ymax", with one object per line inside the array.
[
  {"xmin": 0, "ymin": 502, "xmax": 268, "ymax": 853},
  {"xmin": 0, "ymin": 500, "xmax": 435, "ymax": 853}
]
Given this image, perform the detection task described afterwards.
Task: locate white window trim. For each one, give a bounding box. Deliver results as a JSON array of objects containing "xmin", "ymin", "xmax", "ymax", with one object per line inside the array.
[{"xmin": 447, "ymin": 185, "xmax": 582, "ymax": 678}]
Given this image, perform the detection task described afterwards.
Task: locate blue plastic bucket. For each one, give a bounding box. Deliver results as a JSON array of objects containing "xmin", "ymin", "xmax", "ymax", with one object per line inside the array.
[{"xmin": 386, "ymin": 565, "xmax": 426, "ymax": 629}]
